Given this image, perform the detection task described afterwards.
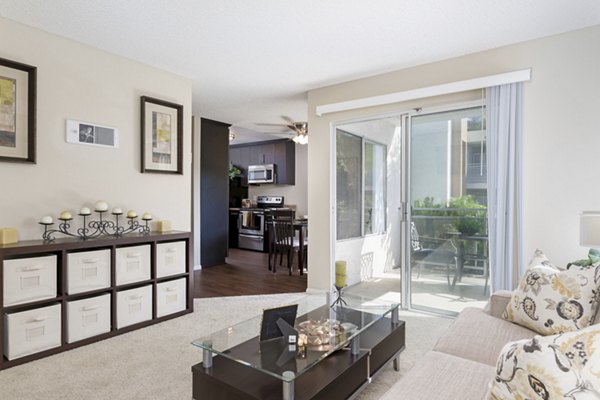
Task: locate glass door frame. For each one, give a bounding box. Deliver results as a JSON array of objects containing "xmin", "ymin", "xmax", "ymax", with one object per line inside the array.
[{"xmin": 402, "ymin": 99, "xmax": 487, "ymax": 316}]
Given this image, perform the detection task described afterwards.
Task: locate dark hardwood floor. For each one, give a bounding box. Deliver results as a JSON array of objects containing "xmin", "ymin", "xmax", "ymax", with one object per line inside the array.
[{"xmin": 193, "ymin": 248, "xmax": 307, "ymax": 298}]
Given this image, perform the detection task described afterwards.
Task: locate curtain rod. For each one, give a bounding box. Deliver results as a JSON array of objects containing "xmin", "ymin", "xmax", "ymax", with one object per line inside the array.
[{"xmin": 315, "ymin": 69, "xmax": 531, "ymax": 117}]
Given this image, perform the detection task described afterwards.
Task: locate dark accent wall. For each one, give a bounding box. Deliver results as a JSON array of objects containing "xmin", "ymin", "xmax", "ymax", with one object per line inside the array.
[{"xmin": 200, "ymin": 118, "xmax": 230, "ymax": 267}]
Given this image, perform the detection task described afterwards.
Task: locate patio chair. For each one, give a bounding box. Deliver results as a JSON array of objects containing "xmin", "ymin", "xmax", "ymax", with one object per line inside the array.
[{"xmin": 410, "ymin": 222, "xmax": 458, "ymax": 288}]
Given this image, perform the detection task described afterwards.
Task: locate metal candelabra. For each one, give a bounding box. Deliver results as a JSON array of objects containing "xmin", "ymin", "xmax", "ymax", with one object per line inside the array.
[{"xmin": 40, "ymin": 210, "xmax": 151, "ymax": 242}]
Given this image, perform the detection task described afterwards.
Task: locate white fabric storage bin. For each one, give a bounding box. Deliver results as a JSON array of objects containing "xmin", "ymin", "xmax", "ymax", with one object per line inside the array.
[
  {"xmin": 115, "ymin": 245, "xmax": 150, "ymax": 285},
  {"xmin": 156, "ymin": 241, "xmax": 186, "ymax": 278},
  {"xmin": 3, "ymin": 255, "xmax": 57, "ymax": 306},
  {"xmin": 66, "ymin": 293, "xmax": 111, "ymax": 343},
  {"xmin": 156, "ymin": 278, "xmax": 186, "ymax": 317},
  {"xmin": 4, "ymin": 303, "xmax": 61, "ymax": 360},
  {"xmin": 116, "ymin": 285, "xmax": 152, "ymax": 329},
  {"xmin": 66, "ymin": 249, "xmax": 111, "ymax": 294}
]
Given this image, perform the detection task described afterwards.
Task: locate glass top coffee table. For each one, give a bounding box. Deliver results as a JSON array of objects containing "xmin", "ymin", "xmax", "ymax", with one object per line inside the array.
[{"xmin": 191, "ymin": 293, "xmax": 402, "ymax": 400}]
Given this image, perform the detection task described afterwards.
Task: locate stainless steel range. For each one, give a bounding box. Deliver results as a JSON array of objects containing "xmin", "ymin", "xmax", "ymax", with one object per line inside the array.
[{"xmin": 238, "ymin": 196, "xmax": 285, "ymax": 251}]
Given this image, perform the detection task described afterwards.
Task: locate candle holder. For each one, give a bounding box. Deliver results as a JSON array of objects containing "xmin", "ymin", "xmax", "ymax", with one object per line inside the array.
[
  {"xmin": 330, "ymin": 285, "xmax": 348, "ymax": 308},
  {"xmin": 40, "ymin": 206, "xmax": 152, "ymax": 241}
]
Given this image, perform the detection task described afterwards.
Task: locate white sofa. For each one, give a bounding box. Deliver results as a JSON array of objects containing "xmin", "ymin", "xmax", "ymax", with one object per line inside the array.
[{"xmin": 380, "ymin": 291, "xmax": 600, "ymax": 400}]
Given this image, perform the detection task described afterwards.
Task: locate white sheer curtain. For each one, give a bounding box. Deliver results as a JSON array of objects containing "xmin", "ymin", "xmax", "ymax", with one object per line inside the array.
[{"xmin": 486, "ymin": 83, "xmax": 524, "ymax": 292}]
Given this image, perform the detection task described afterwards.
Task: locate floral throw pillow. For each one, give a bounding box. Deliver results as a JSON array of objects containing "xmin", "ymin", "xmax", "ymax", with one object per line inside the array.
[
  {"xmin": 503, "ymin": 250, "xmax": 600, "ymax": 335},
  {"xmin": 528, "ymin": 248, "xmax": 562, "ymax": 270},
  {"xmin": 486, "ymin": 324, "xmax": 600, "ymax": 399}
]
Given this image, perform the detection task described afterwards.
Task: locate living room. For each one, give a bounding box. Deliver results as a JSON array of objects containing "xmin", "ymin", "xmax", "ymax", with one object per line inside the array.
[{"xmin": 1, "ymin": 1, "xmax": 600, "ymax": 399}]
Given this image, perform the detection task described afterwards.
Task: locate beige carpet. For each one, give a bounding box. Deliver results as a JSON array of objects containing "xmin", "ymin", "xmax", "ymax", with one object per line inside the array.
[{"xmin": 0, "ymin": 293, "xmax": 452, "ymax": 400}]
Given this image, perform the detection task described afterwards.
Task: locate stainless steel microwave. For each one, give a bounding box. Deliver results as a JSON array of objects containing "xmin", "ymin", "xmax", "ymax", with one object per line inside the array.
[{"xmin": 248, "ymin": 164, "xmax": 276, "ymax": 184}]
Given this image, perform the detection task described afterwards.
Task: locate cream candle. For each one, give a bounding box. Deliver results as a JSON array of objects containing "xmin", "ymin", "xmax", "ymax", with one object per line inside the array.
[
  {"xmin": 59, "ymin": 211, "xmax": 73, "ymax": 220},
  {"xmin": 112, "ymin": 207, "xmax": 123, "ymax": 215},
  {"xmin": 335, "ymin": 260, "xmax": 347, "ymax": 288},
  {"xmin": 127, "ymin": 210, "xmax": 137, "ymax": 218},
  {"xmin": 40, "ymin": 216, "xmax": 53, "ymax": 224},
  {"xmin": 141, "ymin": 212, "xmax": 152, "ymax": 221},
  {"xmin": 94, "ymin": 201, "xmax": 108, "ymax": 212},
  {"xmin": 79, "ymin": 207, "xmax": 91, "ymax": 215}
]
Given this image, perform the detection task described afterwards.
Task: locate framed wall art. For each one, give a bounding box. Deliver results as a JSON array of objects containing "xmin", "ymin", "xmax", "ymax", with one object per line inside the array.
[
  {"xmin": 0, "ymin": 57, "xmax": 36, "ymax": 163},
  {"xmin": 140, "ymin": 96, "xmax": 183, "ymax": 174}
]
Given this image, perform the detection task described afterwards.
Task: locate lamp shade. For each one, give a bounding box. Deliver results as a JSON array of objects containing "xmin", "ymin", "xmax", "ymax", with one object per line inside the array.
[{"xmin": 580, "ymin": 211, "xmax": 600, "ymax": 247}]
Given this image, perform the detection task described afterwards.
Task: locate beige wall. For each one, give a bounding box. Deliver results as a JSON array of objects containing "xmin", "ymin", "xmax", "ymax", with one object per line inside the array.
[
  {"xmin": 307, "ymin": 24, "xmax": 600, "ymax": 291},
  {"xmin": 0, "ymin": 17, "xmax": 193, "ymax": 241},
  {"xmin": 249, "ymin": 143, "xmax": 308, "ymax": 216}
]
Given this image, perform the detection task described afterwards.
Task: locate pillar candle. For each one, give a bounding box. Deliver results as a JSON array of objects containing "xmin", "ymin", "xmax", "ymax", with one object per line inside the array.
[
  {"xmin": 95, "ymin": 201, "xmax": 108, "ymax": 212},
  {"xmin": 156, "ymin": 220, "xmax": 172, "ymax": 232},
  {"xmin": 335, "ymin": 260, "xmax": 347, "ymax": 288},
  {"xmin": 79, "ymin": 207, "xmax": 91, "ymax": 216},
  {"xmin": 0, "ymin": 228, "xmax": 18, "ymax": 245}
]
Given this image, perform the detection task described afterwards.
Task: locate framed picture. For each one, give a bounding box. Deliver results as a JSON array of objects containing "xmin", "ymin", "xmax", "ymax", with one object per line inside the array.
[
  {"xmin": 259, "ymin": 304, "xmax": 298, "ymax": 342},
  {"xmin": 140, "ymin": 96, "xmax": 183, "ymax": 174},
  {"xmin": 0, "ymin": 57, "xmax": 36, "ymax": 163}
]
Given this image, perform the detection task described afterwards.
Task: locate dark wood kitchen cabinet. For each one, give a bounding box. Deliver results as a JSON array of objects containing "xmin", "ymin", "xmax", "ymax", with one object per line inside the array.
[
  {"xmin": 229, "ymin": 147, "xmax": 248, "ymax": 186},
  {"xmin": 249, "ymin": 143, "xmax": 274, "ymax": 165},
  {"xmin": 274, "ymin": 140, "xmax": 295, "ymax": 185},
  {"xmin": 230, "ymin": 139, "xmax": 295, "ymax": 186}
]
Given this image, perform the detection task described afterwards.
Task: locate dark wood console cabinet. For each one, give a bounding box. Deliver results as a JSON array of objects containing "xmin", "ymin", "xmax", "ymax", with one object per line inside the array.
[{"xmin": 0, "ymin": 231, "xmax": 192, "ymax": 370}]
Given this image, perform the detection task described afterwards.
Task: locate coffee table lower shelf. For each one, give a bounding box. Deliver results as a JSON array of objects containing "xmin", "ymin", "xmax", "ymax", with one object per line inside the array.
[{"xmin": 192, "ymin": 349, "xmax": 369, "ymax": 400}]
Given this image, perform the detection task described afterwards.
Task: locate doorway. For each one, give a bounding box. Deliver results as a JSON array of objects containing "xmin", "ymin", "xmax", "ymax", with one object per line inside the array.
[{"xmin": 333, "ymin": 103, "xmax": 490, "ymax": 315}]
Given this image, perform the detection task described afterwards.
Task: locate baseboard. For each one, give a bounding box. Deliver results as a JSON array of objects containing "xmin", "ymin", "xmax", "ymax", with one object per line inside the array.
[
  {"xmin": 305, "ymin": 288, "xmax": 329, "ymax": 295},
  {"xmin": 194, "ymin": 264, "xmax": 202, "ymax": 271}
]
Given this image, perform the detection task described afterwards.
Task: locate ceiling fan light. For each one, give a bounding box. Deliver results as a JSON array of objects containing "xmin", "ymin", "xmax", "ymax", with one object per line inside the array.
[
  {"xmin": 228, "ymin": 129, "xmax": 236, "ymax": 141},
  {"xmin": 293, "ymin": 133, "xmax": 308, "ymax": 145}
]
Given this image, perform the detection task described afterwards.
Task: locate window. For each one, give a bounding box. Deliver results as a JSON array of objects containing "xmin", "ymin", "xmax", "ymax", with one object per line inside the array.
[
  {"xmin": 336, "ymin": 130, "xmax": 387, "ymax": 240},
  {"xmin": 364, "ymin": 141, "xmax": 386, "ymax": 235}
]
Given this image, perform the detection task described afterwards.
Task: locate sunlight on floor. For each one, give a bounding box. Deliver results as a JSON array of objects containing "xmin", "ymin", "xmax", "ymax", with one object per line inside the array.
[{"xmin": 346, "ymin": 268, "xmax": 488, "ymax": 314}]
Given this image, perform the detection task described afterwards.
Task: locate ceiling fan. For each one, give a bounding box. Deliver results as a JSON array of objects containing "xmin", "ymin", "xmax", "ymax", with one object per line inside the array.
[{"xmin": 256, "ymin": 117, "xmax": 308, "ymax": 145}]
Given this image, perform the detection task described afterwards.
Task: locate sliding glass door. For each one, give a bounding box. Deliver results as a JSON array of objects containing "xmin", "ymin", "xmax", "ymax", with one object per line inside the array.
[
  {"xmin": 331, "ymin": 105, "xmax": 489, "ymax": 315},
  {"xmin": 408, "ymin": 106, "xmax": 489, "ymax": 314}
]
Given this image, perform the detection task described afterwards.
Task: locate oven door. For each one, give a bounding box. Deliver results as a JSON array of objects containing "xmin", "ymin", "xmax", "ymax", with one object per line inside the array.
[
  {"xmin": 238, "ymin": 234, "xmax": 264, "ymax": 252},
  {"xmin": 239, "ymin": 211, "xmax": 264, "ymax": 236}
]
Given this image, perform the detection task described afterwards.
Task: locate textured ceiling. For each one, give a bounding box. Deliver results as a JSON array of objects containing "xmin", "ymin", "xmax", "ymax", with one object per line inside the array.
[{"xmin": 1, "ymin": 0, "xmax": 600, "ymax": 142}]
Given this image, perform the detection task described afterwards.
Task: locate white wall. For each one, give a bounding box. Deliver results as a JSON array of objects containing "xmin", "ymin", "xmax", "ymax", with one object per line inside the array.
[
  {"xmin": 249, "ymin": 143, "xmax": 308, "ymax": 216},
  {"xmin": 307, "ymin": 24, "xmax": 600, "ymax": 291},
  {"xmin": 0, "ymin": 17, "xmax": 193, "ymax": 241}
]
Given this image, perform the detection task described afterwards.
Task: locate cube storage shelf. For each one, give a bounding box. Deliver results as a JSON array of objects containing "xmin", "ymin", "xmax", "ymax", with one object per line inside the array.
[{"xmin": 0, "ymin": 231, "xmax": 192, "ymax": 370}]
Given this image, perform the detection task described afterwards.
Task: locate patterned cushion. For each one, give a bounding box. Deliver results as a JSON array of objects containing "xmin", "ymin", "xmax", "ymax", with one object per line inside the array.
[
  {"xmin": 486, "ymin": 324, "xmax": 600, "ymax": 399},
  {"xmin": 503, "ymin": 250, "xmax": 600, "ymax": 335},
  {"xmin": 528, "ymin": 248, "xmax": 562, "ymax": 270}
]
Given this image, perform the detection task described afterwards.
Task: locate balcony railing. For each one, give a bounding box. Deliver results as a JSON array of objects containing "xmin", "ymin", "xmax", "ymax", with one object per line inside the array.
[{"xmin": 412, "ymin": 207, "xmax": 488, "ymax": 271}]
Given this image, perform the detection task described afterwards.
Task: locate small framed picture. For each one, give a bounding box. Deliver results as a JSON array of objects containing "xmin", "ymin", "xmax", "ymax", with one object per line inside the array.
[
  {"xmin": 0, "ymin": 57, "xmax": 36, "ymax": 163},
  {"xmin": 259, "ymin": 304, "xmax": 298, "ymax": 342},
  {"xmin": 140, "ymin": 96, "xmax": 183, "ymax": 174}
]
